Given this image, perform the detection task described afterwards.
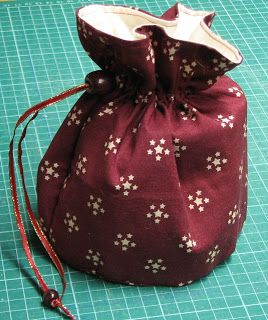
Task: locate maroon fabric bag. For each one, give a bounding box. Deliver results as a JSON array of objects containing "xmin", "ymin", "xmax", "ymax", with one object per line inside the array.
[{"xmin": 10, "ymin": 2, "xmax": 247, "ymax": 318}]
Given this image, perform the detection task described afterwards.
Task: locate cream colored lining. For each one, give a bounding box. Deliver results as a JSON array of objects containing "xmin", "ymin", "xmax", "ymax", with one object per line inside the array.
[{"xmin": 78, "ymin": 4, "xmax": 242, "ymax": 64}]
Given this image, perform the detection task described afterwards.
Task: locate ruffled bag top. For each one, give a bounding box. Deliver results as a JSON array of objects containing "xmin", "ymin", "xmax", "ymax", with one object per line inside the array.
[{"xmin": 76, "ymin": 2, "xmax": 243, "ymax": 94}]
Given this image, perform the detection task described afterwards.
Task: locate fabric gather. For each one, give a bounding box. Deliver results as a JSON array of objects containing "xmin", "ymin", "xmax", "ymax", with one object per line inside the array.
[{"xmin": 76, "ymin": 3, "xmax": 243, "ymax": 93}]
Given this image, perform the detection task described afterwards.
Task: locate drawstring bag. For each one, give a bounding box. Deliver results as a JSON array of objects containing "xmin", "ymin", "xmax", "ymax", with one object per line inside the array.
[{"xmin": 9, "ymin": 2, "xmax": 248, "ymax": 319}]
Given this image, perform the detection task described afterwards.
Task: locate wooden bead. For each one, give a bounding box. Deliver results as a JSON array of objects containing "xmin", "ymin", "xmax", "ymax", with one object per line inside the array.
[
  {"xmin": 42, "ymin": 289, "xmax": 59, "ymax": 308},
  {"xmin": 85, "ymin": 70, "xmax": 116, "ymax": 95}
]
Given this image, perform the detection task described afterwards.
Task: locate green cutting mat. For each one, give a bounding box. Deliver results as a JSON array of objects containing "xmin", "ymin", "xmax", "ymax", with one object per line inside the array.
[{"xmin": 0, "ymin": 0, "xmax": 268, "ymax": 319}]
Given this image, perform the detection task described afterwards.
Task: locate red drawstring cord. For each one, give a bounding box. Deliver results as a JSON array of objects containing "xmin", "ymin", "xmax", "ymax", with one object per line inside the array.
[
  {"xmin": 9, "ymin": 69, "xmax": 116, "ymax": 318},
  {"xmin": 9, "ymin": 83, "xmax": 89, "ymax": 319}
]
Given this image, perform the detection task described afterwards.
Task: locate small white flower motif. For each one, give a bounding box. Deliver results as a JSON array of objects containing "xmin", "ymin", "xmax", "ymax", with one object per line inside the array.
[
  {"xmin": 78, "ymin": 20, "xmax": 92, "ymax": 39},
  {"xmin": 217, "ymin": 114, "xmax": 234, "ymax": 128},
  {"xmin": 87, "ymin": 195, "xmax": 105, "ymax": 216},
  {"xmin": 146, "ymin": 42, "xmax": 155, "ymax": 64},
  {"xmin": 178, "ymin": 280, "xmax": 193, "ymax": 287},
  {"xmin": 39, "ymin": 217, "xmax": 47, "ymax": 232},
  {"xmin": 239, "ymin": 163, "xmax": 247, "ymax": 187},
  {"xmin": 152, "ymin": 41, "xmax": 158, "ymax": 48},
  {"xmin": 180, "ymin": 59, "xmax": 197, "ymax": 78},
  {"xmin": 147, "ymin": 138, "xmax": 170, "ymax": 161},
  {"xmin": 114, "ymin": 233, "xmax": 136, "ymax": 251},
  {"xmin": 147, "ymin": 31, "xmax": 158, "ymax": 48},
  {"xmin": 98, "ymin": 101, "xmax": 117, "ymax": 117},
  {"xmin": 212, "ymin": 57, "xmax": 233, "ymax": 72},
  {"xmin": 207, "ymin": 76, "xmax": 220, "ymax": 86},
  {"xmin": 63, "ymin": 173, "xmax": 70, "ymax": 189},
  {"xmin": 86, "ymin": 269, "xmax": 98, "ymax": 275},
  {"xmin": 134, "ymin": 91, "xmax": 153, "ymax": 104},
  {"xmin": 178, "ymin": 233, "xmax": 197, "ymax": 253},
  {"xmin": 206, "ymin": 245, "xmax": 220, "ymax": 263},
  {"xmin": 67, "ymin": 106, "xmax": 82, "ymax": 126},
  {"xmin": 228, "ymin": 86, "xmax": 244, "ymax": 97},
  {"xmin": 64, "ymin": 212, "xmax": 79, "ymax": 233},
  {"xmin": 132, "ymin": 122, "xmax": 141, "ymax": 134},
  {"xmin": 86, "ymin": 249, "xmax": 104, "ymax": 266},
  {"xmin": 99, "ymin": 36, "xmax": 109, "ymax": 44},
  {"xmin": 40, "ymin": 160, "xmax": 60, "ymax": 181},
  {"xmin": 75, "ymin": 154, "xmax": 87, "ymax": 175},
  {"xmin": 114, "ymin": 175, "xmax": 138, "ymax": 196},
  {"xmin": 163, "ymin": 40, "xmax": 180, "ymax": 61},
  {"xmin": 173, "ymin": 138, "xmax": 187, "ymax": 158},
  {"xmin": 49, "ymin": 228, "xmax": 56, "ymax": 243},
  {"xmin": 147, "ymin": 203, "xmax": 169, "ymax": 224},
  {"xmin": 179, "ymin": 104, "xmax": 197, "ymax": 121},
  {"xmin": 86, "ymin": 249, "xmax": 104, "ymax": 274},
  {"xmin": 144, "ymin": 259, "xmax": 167, "ymax": 273},
  {"xmin": 188, "ymin": 190, "xmax": 210, "ymax": 213},
  {"xmin": 228, "ymin": 204, "xmax": 241, "ymax": 224},
  {"xmin": 104, "ymin": 134, "xmax": 121, "ymax": 155},
  {"xmin": 81, "ymin": 116, "xmax": 91, "ymax": 131},
  {"xmin": 243, "ymin": 122, "xmax": 247, "ymax": 138},
  {"xmin": 206, "ymin": 152, "xmax": 228, "ymax": 172}
]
